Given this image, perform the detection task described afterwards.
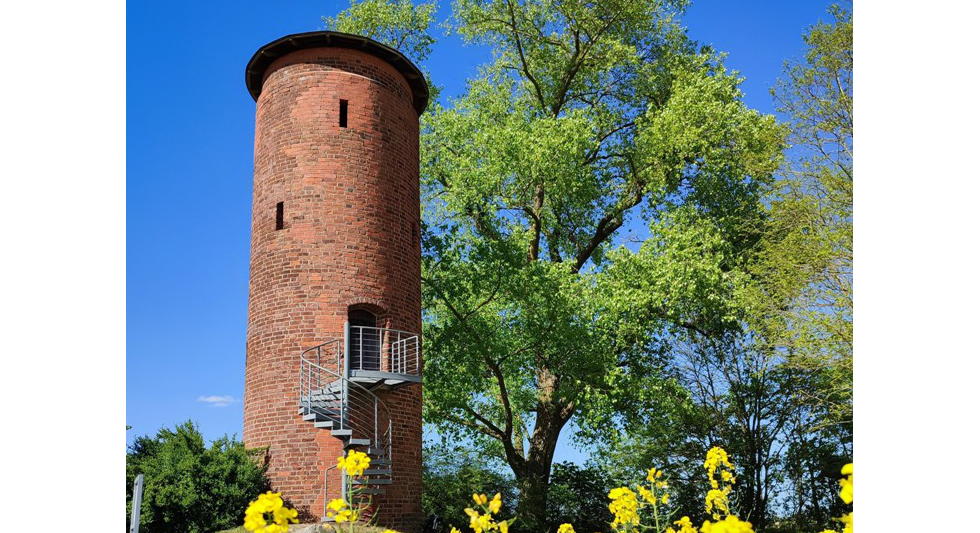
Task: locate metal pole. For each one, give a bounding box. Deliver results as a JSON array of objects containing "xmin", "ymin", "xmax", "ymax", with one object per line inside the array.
[
  {"xmin": 129, "ymin": 474, "xmax": 144, "ymax": 533},
  {"xmin": 343, "ymin": 321, "xmax": 350, "ymax": 429}
]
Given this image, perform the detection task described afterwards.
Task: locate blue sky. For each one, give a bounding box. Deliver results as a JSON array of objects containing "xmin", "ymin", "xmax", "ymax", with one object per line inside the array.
[{"xmin": 126, "ymin": 0, "xmax": 832, "ymax": 463}]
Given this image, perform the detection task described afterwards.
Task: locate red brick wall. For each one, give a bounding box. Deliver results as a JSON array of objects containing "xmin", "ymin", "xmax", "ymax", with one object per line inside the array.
[{"xmin": 244, "ymin": 46, "xmax": 423, "ymax": 531}]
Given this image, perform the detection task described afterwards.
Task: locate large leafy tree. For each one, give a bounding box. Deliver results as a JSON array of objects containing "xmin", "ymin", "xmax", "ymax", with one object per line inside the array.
[
  {"xmin": 420, "ymin": 2, "xmax": 782, "ymax": 530},
  {"xmin": 755, "ymin": 3, "xmax": 853, "ymax": 429},
  {"xmin": 323, "ymin": 0, "xmax": 782, "ymax": 529},
  {"xmin": 588, "ymin": 6, "xmax": 852, "ymax": 530}
]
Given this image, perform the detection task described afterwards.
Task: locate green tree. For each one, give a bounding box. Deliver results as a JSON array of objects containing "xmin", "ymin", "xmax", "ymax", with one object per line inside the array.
[
  {"xmin": 547, "ymin": 462, "xmax": 617, "ymax": 533},
  {"xmin": 423, "ymin": 440, "xmax": 518, "ymax": 533},
  {"xmin": 126, "ymin": 420, "xmax": 270, "ymax": 533},
  {"xmin": 756, "ymin": 3, "xmax": 853, "ymax": 430},
  {"xmin": 324, "ymin": 0, "xmax": 782, "ymax": 529},
  {"xmin": 323, "ymin": 0, "xmax": 437, "ymax": 66},
  {"xmin": 419, "ymin": 1, "xmax": 782, "ymax": 529},
  {"xmin": 591, "ymin": 6, "xmax": 853, "ymax": 531}
]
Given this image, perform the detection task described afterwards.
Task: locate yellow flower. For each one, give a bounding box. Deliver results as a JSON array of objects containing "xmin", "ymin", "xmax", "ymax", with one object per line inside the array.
[
  {"xmin": 244, "ymin": 492, "xmax": 299, "ymax": 532},
  {"xmin": 464, "ymin": 507, "xmax": 494, "ymax": 533},
  {"xmin": 473, "ymin": 493, "xmax": 489, "ymax": 506},
  {"xmin": 699, "ymin": 515, "xmax": 754, "ymax": 533},
  {"xmin": 558, "ymin": 524, "xmax": 575, "ymax": 533},
  {"xmin": 672, "ymin": 517, "xmax": 698, "ymax": 533},
  {"xmin": 638, "ymin": 485, "xmax": 657, "ymax": 504},
  {"xmin": 488, "ymin": 493, "xmax": 502, "ymax": 514},
  {"xmin": 704, "ymin": 447, "xmax": 735, "ymax": 472},
  {"xmin": 337, "ymin": 450, "xmax": 372, "ymax": 477},
  {"xmin": 705, "ymin": 489, "xmax": 729, "ymax": 516},
  {"xmin": 838, "ymin": 463, "xmax": 853, "ymax": 505},
  {"xmin": 608, "ymin": 487, "xmax": 640, "ymax": 527},
  {"xmin": 499, "ymin": 521, "xmax": 509, "ymax": 533},
  {"xmin": 704, "ymin": 447, "xmax": 736, "ymax": 497},
  {"xmin": 840, "ymin": 512, "xmax": 853, "ymax": 533},
  {"xmin": 273, "ymin": 506, "xmax": 298, "ymax": 526},
  {"xmin": 661, "ymin": 493, "xmax": 669, "ymax": 504},
  {"xmin": 451, "ymin": 528, "xmax": 462, "ymax": 533},
  {"xmin": 334, "ymin": 509, "xmax": 358, "ymax": 524}
]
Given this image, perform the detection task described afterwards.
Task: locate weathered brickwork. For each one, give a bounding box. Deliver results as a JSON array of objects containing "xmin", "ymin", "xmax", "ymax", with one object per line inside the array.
[{"xmin": 244, "ymin": 44, "xmax": 423, "ymax": 531}]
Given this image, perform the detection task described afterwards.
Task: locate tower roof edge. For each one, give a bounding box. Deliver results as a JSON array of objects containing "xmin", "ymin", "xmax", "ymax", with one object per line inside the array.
[{"xmin": 245, "ymin": 31, "xmax": 429, "ymax": 115}]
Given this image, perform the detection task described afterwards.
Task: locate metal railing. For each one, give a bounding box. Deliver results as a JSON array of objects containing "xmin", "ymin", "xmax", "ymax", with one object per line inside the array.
[
  {"xmin": 348, "ymin": 325, "xmax": 421, "ymax": 376},
  {"xmin": 299, "ymin": 339, "xmax": 393, "ymax": 459},
  {"xmin": 299, "ymin": 321, "xmax": 420, "ymax": 508}
]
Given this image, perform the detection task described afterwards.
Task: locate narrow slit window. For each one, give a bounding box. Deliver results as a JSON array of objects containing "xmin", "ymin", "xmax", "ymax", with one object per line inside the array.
[
  {"xmin": 275, "ymin": 202, "xmax": 284, "ymax": 230},
  {"xmin": 339, "ymin": 99, "xmax": 348, "ymax": 128}
]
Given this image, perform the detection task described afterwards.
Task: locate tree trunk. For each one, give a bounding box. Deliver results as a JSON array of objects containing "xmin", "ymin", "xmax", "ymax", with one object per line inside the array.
[
  {"xmin": 510, "ymin": 381, "xmax": 568, "ymax": 533},
  {"xmin": 515, "ymin": 466, "xmax": 551, "ymax": 533}
]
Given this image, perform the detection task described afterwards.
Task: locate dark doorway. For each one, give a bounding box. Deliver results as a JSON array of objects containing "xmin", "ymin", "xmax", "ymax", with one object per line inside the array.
[{"xmin": 349, "ymin": 309, "xmax": 380, "ymax": 371}]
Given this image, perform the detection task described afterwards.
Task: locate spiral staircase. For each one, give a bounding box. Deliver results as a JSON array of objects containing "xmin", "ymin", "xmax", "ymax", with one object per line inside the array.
[{"xmin": 297, "ymin": 323, "xmax": 421, "ymax": 521}]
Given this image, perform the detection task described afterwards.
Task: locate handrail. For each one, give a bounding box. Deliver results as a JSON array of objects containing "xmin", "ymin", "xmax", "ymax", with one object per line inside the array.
[
  {"xmin": 299, "ymin": 339, "xmax": 393, "ymax": 461},
  {"xmin": 348, "ymin": 325, "xmax": 421, "ymax": 376},
  {"xmin": 298, "ymin": 324, "xmax": 421, "ymax": 496}
]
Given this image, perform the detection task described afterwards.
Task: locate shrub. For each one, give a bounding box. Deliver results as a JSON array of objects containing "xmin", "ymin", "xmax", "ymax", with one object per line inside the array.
[
  {"xmin": 422, "ymin": 443, "xmax": 517, "ymax": 532},
  {"xmin": 547, "ymin": 462, "xmax": 615, "ymax": 533},
  {"xmin": 126, "ymin": 420, "xmax": 270, "ymax": 533}
]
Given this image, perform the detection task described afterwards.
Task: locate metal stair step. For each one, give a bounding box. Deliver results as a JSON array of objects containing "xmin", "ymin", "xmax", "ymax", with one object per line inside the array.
[
  {"xmin": 350, "ymin": 487, "xmax": 386, "ymax": 495},
  {"xmin": 345, "ymin": 438, "xmax": 370, "ymax": 446},
  {"xmin": 330, "ymin": 429, "xmax": 353, "ymax": 437},
  {"xmin": 361, "ymin": 469, "xmax": 392, "ymax": 476},
  {"xmin": 308, "ymin": 397, "xmax": 342, "ymax": 404},
  {"xmin": 314, "ymin": 420, "xmax": 335, "ymax": 429},
  {"xmin": 353, "ymin": 478, "xmax": 392, "ymax": 485}
]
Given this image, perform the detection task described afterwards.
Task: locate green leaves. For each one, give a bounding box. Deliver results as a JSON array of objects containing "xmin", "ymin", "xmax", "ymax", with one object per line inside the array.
[
  {"xmin": 330, "ymin": 0, "xmax": 785, "ymax": 526},
  {"xmin": 753, "ymin": 4, "xmax": 852, "ymax": 429},
  {"xmin": 418, "ymin": 0, "xmax": 783, "ymax": 476},
  {"xmin": 324, "ymin": 0, "xmax": 438, "ymax": 65},
  {"xmin": 126, "ymin": 421, "xmax": 270, "ymax": 533}
]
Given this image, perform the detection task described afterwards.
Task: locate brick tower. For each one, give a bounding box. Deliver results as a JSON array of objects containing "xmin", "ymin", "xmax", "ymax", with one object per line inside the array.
[{"xmin": 243, "ymin": 31, "xmax": 428, "ymax": 531}]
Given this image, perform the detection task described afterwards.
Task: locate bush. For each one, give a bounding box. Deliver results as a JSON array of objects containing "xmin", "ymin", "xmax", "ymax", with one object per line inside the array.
[
  {"xmin": 126, "ymin": 420, "xmax": 270, "ymax": 533},
  {"xmin": 547, "ymin": 462, "xmax": 615, "ymax": 533},
  {"xmin": 422, "ymin": 442, "xmax": 517, "ymax": 533}
]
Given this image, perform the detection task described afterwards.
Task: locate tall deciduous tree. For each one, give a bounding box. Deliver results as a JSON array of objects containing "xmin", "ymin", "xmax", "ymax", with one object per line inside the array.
[
  {"xmin": 590, "ymin": 6, "xmax": 852, "ymax": 530},
  {"xmin": 755, "ymin": 3, "xmax": 853, "ymax": 430},
  {"xmin": 419, "ymin": 1, "xmax": 781, "ymax": 529},
  {"xmin": 323, "ymin": 0, "xmax": 782, "ymax": 529},
  {"xmin": 323, "ymin": 0, "xmax": 437, "ymax": 66}
]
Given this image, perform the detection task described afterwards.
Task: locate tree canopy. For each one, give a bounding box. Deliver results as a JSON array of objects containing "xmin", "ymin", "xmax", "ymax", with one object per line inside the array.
[{"xmin": 322, "ymin": 1, "xmax": 850, "ymax": 530}]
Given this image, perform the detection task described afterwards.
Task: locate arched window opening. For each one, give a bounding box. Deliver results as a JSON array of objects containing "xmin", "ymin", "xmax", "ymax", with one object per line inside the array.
[{"xmin": 348, "ymin": 308, "xmax": 380, "ymax": 371}]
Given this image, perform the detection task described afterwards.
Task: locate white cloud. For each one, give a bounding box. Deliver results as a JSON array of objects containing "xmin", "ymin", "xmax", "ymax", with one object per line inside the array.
[{"xmin": 197, "ymin": 395, "xmax": 236, "ymax": 407}]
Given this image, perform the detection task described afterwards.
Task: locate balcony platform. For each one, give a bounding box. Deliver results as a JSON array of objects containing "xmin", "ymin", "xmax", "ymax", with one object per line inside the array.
[{"xmin": 349, "ymin": 369, "xmax": 422, "ymax": 387}]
